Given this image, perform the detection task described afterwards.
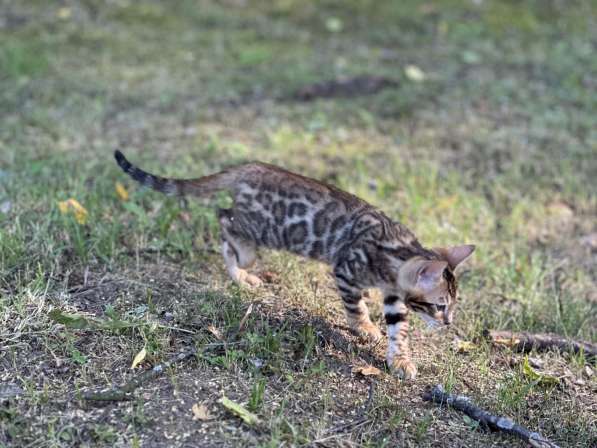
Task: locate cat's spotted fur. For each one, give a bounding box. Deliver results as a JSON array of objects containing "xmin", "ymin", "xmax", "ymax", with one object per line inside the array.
[{"xmin": 115, "ymin": 151, "xmax": 474, "ymax": 379}]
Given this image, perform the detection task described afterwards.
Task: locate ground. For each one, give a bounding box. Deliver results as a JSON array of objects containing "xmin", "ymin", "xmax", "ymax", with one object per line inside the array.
[{"xmin": 0, "ymin": 1, "xmax": 596, "ymax": 447}]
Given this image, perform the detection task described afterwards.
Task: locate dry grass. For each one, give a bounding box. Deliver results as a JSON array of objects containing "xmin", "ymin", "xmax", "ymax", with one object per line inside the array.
[{"xmin": 1, "ymin": 1, "xmax": 596, "ymax": 447}]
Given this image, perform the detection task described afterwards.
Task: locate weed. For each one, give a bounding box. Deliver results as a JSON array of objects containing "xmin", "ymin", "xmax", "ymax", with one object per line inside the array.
[{"xmin": 248, "ymin": 378, "xmax": 266, "ymax": 412}]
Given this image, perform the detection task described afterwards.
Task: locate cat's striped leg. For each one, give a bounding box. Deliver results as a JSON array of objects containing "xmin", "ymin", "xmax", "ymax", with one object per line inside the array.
[
  {"xmin": 219, "ymin": 209, "xmax": 262, "ymax": 287},
  {"xmin": 334, "ymin": 272, "xmax": 382, "ymax": 342},
  {"xmin": 384, "ymin": 295, "xmax": 416, "ymax": 379}
]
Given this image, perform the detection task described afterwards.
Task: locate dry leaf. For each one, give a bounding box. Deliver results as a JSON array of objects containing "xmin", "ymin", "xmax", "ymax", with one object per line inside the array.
[
  {"xmin": 58, "ymin": 198, "xmax": 88, "ymax": 224},
  {"xmin": 261, "ymin": 271, "xmax": 279, "ymax": 284},
  {"xmin": 179, "ymin": 211, "xmax": 192, "ymax": 223},
  {"xmin": 455, "ymin": 340, "xmax": 476, "ymax": 353},
  {"xmin": 130, "ymin": 347, "xmax": 147, "ymax": 369},
  {"xmin": 115, "ymin": 182, "xmax": 129, "ymax": 201},
  {"xmin": 352, "ymin": 365, "xmax": 381, "ymax": 376},
  {"xmin": 57, "ymin": 7, "xmax": 71, "ymax": 19},
  {"xmin": 405, "ymin": 64, "xmax": 426, "ymax": 82},
  {"xmin": 546, "ymin": 201, "xmax": 574, "ymax": 219},
  {"xmin": 192, "ymin": 403, "xmax": 213, "ymax": 421},
  {"xmin": 207, "ymin": 325, "xmax": 223, "ymax": 340}
]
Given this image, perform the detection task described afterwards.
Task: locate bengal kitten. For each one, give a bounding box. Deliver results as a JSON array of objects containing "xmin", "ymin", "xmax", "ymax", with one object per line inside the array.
[{"xmin": 115, "ymin": 151, "xmax": 474, "ymax": 379}]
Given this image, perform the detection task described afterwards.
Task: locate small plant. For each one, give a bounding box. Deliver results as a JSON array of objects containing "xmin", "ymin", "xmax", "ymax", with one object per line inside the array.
[
  {"xmin": 414, "ymin": 413, "xmax": 433, "ymax": 443},
  {"xmin": 91, "ymin": 424, "xmax": 118, "ymax": 444},
  {"xmin": 248, "ymin": 378, "xmax": 266, "ymax": 412},
  {"xmin": 69, "ymin": 347, "xmax": 87, "ymax": 365},
  {"xmin": 463, "ymin": 414, "xmax": 480, "ymax": 431},
  {"xmin": 496, "ymin": 372, "xmax": 534, "ymax": 415},
  {"xmin": 295, "ymin": 324, "xmax": 317, "ymax": 361}
]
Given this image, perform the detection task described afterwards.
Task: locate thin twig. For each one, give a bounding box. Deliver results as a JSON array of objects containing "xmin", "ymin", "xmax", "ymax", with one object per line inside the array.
[
  {"xmin": 312, "ymin": 418, "xmax": 369, "ymax": 445},
  {"xmin": 226, "ymin": 302, "xmax": 254, "ymax": 341},
  {"xmin": 158, "ymin": 324, "xmax": 196, "ymax": 335},
  {"xmin": 82, "ymin": 342, "xmax": 239, "ymax": 402},
  {"xmin": 83, "ymin": 348, "xmax": 198, "ymax": 401},
  {"xmin": 238, "ymin": 302, "xmax": 254, "ymax": 333},
  {"xmin": 423, "ymin": 384, "xmax": 560, "ymax": 448}
]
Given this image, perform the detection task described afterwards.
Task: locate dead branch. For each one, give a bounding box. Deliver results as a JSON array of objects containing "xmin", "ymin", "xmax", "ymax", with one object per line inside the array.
[
  {"xmin": 82, "ymin": 342, "xmax": 239, "ymax": 402},
  {"xmin": 291, "ymin": 76, "xmax": 399, "ymax": 101},
  {"xmin": 485, "ymin": 330, "xmax": 596, "ymax": 361},
  {"xmin": 82, "ymin": 348, "xmax": 198, "ymax": 401},
  {"xmin": 423, "ymin": 384, "xmax": 560, "ymax": 448}
]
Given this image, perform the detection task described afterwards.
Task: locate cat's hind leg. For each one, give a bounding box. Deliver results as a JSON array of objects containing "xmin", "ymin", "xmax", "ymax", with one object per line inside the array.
[
  {"xmin": 221, "ymin": 239, "xmax": 262, "ymax": 287},
  {"xmin": 219, "ymin": 209, "xmax": 262, "ymax": 287}
]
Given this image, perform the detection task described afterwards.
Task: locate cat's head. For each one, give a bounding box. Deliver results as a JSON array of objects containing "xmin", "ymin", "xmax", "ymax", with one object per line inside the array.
[{"xmin": 398, "ymin": 245, "xmax": 475, "ymax": 327}]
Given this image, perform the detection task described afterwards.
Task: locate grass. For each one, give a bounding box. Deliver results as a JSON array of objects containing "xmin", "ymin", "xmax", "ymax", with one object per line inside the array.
[{"xmin": 1, "ymin": 0, "xmax": 596, "ymax": 447}]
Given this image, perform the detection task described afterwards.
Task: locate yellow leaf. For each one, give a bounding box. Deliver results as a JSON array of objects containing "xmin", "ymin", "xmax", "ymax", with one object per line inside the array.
[
  {"xmin": 130, "ymin": 347, "xmax": 147, "ymax": 369},
  {"xmin": 115, "ymin": 182, "xmax": 129, "ymax": 201},
  {"xmin": 219, "ymin": 396, "xmax": 260, "ymax": 426},
  {"xmin": 456, "ymin": 340, "xmax": 476, "ymax": 353},
  {"xmin": 192, "ymin": 403, "xmax": 213, "ymax": 421},
  {"xmin": 405, "ymin": 65, "xmax": 426, "ymax": 82},
  {"xmin": 352, "ymin": 365, "xmax": 381, "ymax": 376},
  {"xmin": 58, "ymin": 198, "xmax": 88, "ymax": 224},
  {"xmin": 522, "ymin": 356, "xmax": 559, "ymax": 386},
  {"xmin": 57, "ymin": 7, "xmax": 72, "ymax": 19},
  {"xmin": 437, "ymin": 195, "xmax": 458, "ymax": 211},
  {"xmin": 58, "ymin": 201, "xmax": 69, "ymax": 214}
]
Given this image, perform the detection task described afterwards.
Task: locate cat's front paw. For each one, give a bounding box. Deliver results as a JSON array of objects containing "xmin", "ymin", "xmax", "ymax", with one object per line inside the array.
[
  {"xmin": 390, "ymin": 357, "xmax": 417, "ymax": 380},
  {"xmin": 354, "ymin": 322, "xmax": 383, "ymax": 342}
]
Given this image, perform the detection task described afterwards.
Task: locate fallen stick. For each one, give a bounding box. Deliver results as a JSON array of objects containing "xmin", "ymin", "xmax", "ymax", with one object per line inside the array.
[
  {"xmin": 82, "ymin": 342, "xmax": 239, "ymax": 402},
  {"xmin": 83, "ymin": 348, "xmax": 198, "ymax": 401},
  {"xmin": 291, "ymin": 76, "xmax": 399, "ymax": 101},
  {"xmin": 423, "ymin": 384, "xmax": 560, "ymax": 448},
  {"xmin": 485, "ymin": 330, "xmax": 596, "ymax": 361}
]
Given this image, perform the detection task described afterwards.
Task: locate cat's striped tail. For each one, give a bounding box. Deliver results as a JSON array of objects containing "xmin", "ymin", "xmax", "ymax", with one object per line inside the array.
[{"xmin": 114, "ymin": 150, "xmax": 235, "ymax": 197}]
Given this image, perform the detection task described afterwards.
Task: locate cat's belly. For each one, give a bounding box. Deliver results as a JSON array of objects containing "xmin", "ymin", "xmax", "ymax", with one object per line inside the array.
[{"xmin": 229, "ymin": 198, "xmax": 353, "ymax": 264}]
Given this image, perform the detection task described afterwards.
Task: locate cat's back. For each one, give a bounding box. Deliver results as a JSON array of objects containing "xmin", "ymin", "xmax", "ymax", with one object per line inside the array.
[
  {"xmin": 234, "ymin": 161, "xmax": 366, "ymax": 210},
  {"xmin": 227, "ymin": 162, "xmax": 380, "ymax": 260}
]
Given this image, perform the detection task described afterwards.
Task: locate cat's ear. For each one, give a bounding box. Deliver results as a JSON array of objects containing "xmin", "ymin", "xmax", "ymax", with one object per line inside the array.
[
  {"xmin": 434, "ymin": 244, "xmax": 475, "ymax": 270},
  {"xmin": 414, "ymin": 260, "xmax": 448, "ymax": 292}
]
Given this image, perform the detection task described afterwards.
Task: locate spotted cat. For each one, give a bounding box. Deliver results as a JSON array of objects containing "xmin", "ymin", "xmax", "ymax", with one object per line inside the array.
[{"xmin": 115, "ymin": 150, "xmax": 474, "ymax": 379}]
